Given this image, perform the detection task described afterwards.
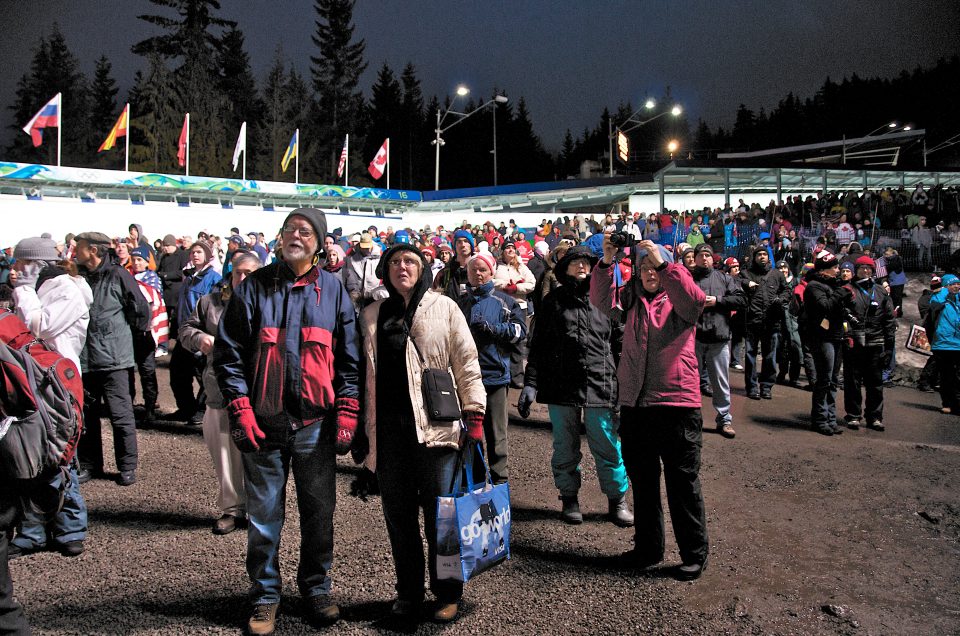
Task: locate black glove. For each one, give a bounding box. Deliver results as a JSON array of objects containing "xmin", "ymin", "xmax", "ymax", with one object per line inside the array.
[
  {"xmin": 470, "ymin": 319, "xmax": 496, "ymax": 339},
  {"xmin": 517, "ymin": 386, "xmax": 536, "ymax": 419}
]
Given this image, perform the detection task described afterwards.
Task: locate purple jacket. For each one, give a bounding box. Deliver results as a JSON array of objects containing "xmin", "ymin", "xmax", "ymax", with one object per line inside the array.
[{"xmin": 590, "ymin": 262, "xmax": 704, "ymax": 408}]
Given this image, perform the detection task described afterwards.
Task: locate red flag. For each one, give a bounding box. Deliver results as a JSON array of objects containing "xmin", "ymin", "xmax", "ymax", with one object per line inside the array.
[
  {"xmin": 177, "ymin": 114, "xmax": 189, "ymax": 167},
  {"xmin": 368, "ymin": 138, "xmax": 388, "ymax": 179}
]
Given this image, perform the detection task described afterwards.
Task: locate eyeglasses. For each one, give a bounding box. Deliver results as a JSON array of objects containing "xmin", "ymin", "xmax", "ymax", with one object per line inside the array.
[
  {"xmin": 388, "ymin": 257, "xmax": 420, "ymax": 269},
  {"xmin": 282, "ymin": 225, "xmax": 314, "ymax": 238}
]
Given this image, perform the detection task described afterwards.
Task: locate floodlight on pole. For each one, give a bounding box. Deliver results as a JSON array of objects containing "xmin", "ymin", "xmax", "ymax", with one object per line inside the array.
[
  {"xmin": 432, "ymin": 85, "xmax": 509, "ymax": 189},
  {"xmin": 668, "ymin": 139, "xmax": 679, "ymax": 159},
  {"xmin": 608, "ymin": 101, "xmax": 684, "ymax": 176}
]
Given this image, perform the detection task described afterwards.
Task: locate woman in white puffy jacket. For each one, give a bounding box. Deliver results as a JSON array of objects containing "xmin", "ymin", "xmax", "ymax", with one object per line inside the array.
[{"xmin": 8, "ymin": 236, "xmax": 92, "ymax": 560}]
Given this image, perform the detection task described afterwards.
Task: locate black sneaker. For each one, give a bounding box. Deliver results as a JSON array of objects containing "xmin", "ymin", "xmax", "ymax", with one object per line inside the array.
[
  {"xmin": 700, "ymin": 386, "xmax": 713, "ymax": 398},
  {"xmin": 676, "ymin": 558, "xmax": 708, "ymax": 581},
  {"xmin": 58, "ymin": 540, "xmax": 84, "ymax": 557},
  {"xmin": 813, "ymin": 425, "xmax": 834, "ymax": 436},
  {"xmin": 304, "ymin": 595, "xmax": 340, "ymax": 627},
  {"xmin": 187, "ymin": 411, "xmax": 204, "ymax": 426},
  {"xmin": 760, "ymin": 390, "xmax": 772, "ymax": 400},
  {"xmin": 117, "ymin": 471, "xmax": 137, "ymax": 487},
  {"xmin": 747, "ymin": 391, "xmax": 761, "ymax": 400}
]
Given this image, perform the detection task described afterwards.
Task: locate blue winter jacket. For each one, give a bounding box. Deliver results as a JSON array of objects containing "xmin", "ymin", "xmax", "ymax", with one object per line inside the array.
[
  {"xmin": 175, "ymin": 266, "xmax": 222, "ymax": 333},
  {"xmin": 214, "ymin": 261, "xmax": 361, "ymax": 428},
  {"xmin": 929, "ymin": 288, "xmax": 960, "ymax": 351},
  {"xmin": 460, "ymin": 283, "xmax": 527, "ymax": 387}
]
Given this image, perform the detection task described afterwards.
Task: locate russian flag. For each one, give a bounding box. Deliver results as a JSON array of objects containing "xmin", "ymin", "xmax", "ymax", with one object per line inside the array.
[{"xmin": 22, "ymin": 93, "xmax": 60, "ymax": 147}]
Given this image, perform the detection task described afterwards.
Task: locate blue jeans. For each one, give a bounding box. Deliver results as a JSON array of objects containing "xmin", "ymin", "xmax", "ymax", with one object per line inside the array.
[
  {"xmin": 811, "ymin": 339, "xmax": 843, "ymax": 430},
  {"xmin": 547, "ymin": 405, "xmax": 628, "ymax": 499},
  {"xmin": 695, "ymin": 340, "xmax": 732, "ymax": 425},
  {"xmin": 242, "ymin": 422, "xmax": 336, "ymax": 605},
  {"xmin": 13, "ymin": 464, "xmax": 87, "ymax": 550},
  {"xmin": 376, "ymin": 421, "xmax": 462, "ymax": 604},
  {"xmin": 744, "ymin": 330, "xmax": 780, "ymax": 394}
]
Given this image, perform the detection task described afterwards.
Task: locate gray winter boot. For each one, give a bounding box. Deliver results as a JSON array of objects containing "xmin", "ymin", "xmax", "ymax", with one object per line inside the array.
[
  {"xmin": 559, "ymin": 495, "xmax": 582, "ymax": 524},
  {"xmin": 608, "ymin": 495, "xmax": 634, "ymax": 527}
]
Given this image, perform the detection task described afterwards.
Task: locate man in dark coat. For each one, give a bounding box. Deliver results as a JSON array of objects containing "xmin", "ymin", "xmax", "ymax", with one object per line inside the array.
[
  {"xmin": 74, "ymin": 232, "xmax": 152, "ymax": 486},
  {"xmin": 803, "ymin": 250, "xmax": 851, "ymax": 436},
  {"xmin": 741, "ymin": 246, "xmax": 791, "ymax": 399},
  {"xmin": 690, "ymin": 245, "xmax": 745, "ymax": 437},
  {"xmin": 519, "ymin": 245, "xmax": 632, "ymax": 528},
  {"xmin": 156, "ymin": 234, "xmax": 190, "ymax": 346}
]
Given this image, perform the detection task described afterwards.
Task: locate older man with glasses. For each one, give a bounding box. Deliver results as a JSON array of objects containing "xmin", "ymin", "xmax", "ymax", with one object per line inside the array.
[{"xmin": 215, "ymin": 208, "xmax": 361, "ymax": 635}]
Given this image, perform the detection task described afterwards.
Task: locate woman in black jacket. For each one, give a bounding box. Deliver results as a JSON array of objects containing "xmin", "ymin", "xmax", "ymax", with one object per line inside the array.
[{"xmin": 518, "ymin": 245, "xmax": 631, "ymax": 527}]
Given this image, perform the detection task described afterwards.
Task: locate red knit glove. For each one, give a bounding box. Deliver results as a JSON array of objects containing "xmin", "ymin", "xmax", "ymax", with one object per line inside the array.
[
  {"xmin": 463, "ymin": 410, "xmax": 485, "ymax": 443},
  {"xmin": 504, "ymin": 282, "xmax": 518, "ymax": 294},
  {"xmin": 227, "ymin": 396, "xmax": 265, "ymax": 452},
  {"xmin": 334, "ymin": 396, "xmax": 360, "ymax": 456}
]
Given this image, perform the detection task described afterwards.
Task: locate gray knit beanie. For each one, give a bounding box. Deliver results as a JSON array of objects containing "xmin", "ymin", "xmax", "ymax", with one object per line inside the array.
[{"xmin": 13, "ymin": 237, "xmax": 60, "ymax": 262}]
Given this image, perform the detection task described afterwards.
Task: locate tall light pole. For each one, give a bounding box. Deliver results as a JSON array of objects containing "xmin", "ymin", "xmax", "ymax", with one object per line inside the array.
[
  {"xmin": 608, "ymin": 100, "xmax": 682, "ymax": 176},
  {"xmin": 432, "ymin": 86, "xmax": 508, "ymax": 190}
]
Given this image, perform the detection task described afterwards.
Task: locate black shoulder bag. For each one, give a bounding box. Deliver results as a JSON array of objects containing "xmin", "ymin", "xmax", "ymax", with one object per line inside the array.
[{"xmin": 409, "ymin": 335, "xmax": 462, "ymax": 421}]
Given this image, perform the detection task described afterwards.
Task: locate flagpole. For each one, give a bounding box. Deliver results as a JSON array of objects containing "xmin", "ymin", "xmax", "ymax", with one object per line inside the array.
[
  {"xmin": 124, "ymin": 103, "xmax": 130, "ymax": 172},
  {"xmin": 56, "ymin": 92, "xmax": 62, "ymax": 167},
  {"xmin": 295, "ymin": 128, "xmax": 299, "ymax": 185},
  {"xmin": 386, "ymin": 137, "xmax": 390, "ymax": 190},
  {"xmin": 242, "ymin": 122, "xmax": 247, "ymax": 181},
  {"xmin": 185, "ymin": 113, "xmax": 190, "ymax": 177},
  {"xmin": 344, "ymin": 134, "xmax": 349, "ymax": 187}
]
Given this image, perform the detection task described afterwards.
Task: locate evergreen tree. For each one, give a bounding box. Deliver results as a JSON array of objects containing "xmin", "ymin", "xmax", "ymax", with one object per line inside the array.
[
  {"xmin": 217, "ymin": 27, "xmax": 262, "ymax": 179},
  {"xmin": 7, "ymin": 25, "xmax": 89, "ymax": 166},
  {"xmin": 132, "ymin": 0, "xmax": 236, "ymax": 176},
  {"xmin": 559, "ymin": 129, "xmax": 575, "ymax": 178},
  {"xmin": 89, "ymin": 56, "xmax": 120, "ymax": 168},
  {"xmin": 364, "ymin": 63, "xmax": 402, "ymax": 187},
  {"xmin": 400, "ymin": 62, "xmax": 425, "ymax": 190},
  {"xmin": 128, "ymin": 53, "xmax": 180, "ymax": 173},
  {"xmin": 310, "ymin": 0, "xmax": 368, "ymax": 181}
]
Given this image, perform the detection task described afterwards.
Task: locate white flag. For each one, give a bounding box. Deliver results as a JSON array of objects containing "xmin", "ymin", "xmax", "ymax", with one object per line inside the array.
[
  {"xmin": 232, "ymin": 121, "xmax": 247, "ymax": 172},
  {"xmin": 368, "ymin": 138, "xmax": 388, "ymax": 179}
]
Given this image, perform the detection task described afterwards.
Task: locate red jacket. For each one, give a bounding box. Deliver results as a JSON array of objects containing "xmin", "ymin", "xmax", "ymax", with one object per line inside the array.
[{"xmin": 590, "ymin": 262, "xmax": 704, "ymax": 408}]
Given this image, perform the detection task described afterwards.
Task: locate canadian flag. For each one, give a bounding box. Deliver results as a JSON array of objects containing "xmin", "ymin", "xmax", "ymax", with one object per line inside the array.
[{"xmin": 368, "ymin": 138, "xmax": 388, "ymax": 179}]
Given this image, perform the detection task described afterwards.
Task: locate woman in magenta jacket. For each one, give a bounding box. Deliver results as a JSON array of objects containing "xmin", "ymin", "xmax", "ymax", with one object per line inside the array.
[{"xmin": 590, "ymin": 237, "xmax": 709, "ymax": 581}]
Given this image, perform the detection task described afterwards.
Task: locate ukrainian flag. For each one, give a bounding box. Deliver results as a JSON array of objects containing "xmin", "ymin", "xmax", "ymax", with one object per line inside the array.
[{"xmin": 281, "ymin": 129, "xmax": 298, "ymax": 172}]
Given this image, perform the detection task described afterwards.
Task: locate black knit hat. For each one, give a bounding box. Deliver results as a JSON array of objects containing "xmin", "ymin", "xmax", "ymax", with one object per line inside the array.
[
  {"xmin": 375, "ymin": 243, "xmax": 425, "ymax": 280},
  {"xmin": 283, "ymin": 207, "xmax": 328, "ymax": 254}
]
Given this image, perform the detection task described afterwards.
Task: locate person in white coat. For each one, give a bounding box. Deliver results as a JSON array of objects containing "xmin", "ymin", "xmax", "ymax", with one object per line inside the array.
[{"xmin": 8, "ymin": 237, "xmax": 93, "ymax": 559}]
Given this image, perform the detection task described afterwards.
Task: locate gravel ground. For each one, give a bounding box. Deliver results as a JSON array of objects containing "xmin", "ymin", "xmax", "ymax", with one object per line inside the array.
[{"xmin": 9, "ymin": 357, "xmax": 960, "ymax": 635}]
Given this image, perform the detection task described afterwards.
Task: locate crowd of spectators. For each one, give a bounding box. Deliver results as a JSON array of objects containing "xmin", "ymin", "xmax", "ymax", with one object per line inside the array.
[{"xmin": 2, "ymin": 183, "xmax": 958, "ymax": 632}]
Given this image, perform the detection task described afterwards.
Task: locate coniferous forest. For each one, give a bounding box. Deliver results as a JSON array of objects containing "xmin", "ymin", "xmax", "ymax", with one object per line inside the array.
[{"xmin": 7, "ymin": 0, "xmax": 960, "ymax": 190}]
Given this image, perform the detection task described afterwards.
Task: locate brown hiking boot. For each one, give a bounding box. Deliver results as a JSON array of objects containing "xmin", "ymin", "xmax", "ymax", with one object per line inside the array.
[
  {"xmin": 247, "ymin": 603, "xmax": 278, "ymax": 636},
  {"xmin": 304, "ymin": 595, "xmax": 339, "ymax": 627}
]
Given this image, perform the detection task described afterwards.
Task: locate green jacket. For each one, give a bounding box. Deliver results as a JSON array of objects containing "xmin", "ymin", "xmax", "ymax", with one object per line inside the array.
[{"xmin": 79, "ymin": 257, "xmax": 151, "ymax": 373}]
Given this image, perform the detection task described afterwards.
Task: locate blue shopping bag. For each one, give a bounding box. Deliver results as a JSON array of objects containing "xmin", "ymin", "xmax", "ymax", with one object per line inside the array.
[{"xmin": 436, "ymin": 444, "xmax": 511, "ymax": 582}]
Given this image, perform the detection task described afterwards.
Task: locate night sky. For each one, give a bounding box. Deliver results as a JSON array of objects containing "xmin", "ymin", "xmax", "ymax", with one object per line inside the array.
[{"xmin": 1, "ymin": 0, "xmax": 958, "ymax": 152}]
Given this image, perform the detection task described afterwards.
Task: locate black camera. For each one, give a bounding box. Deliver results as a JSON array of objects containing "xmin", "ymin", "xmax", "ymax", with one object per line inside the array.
[{"xmin": 609, "ymin": 231, "xmax": 635, "ymax": 249}]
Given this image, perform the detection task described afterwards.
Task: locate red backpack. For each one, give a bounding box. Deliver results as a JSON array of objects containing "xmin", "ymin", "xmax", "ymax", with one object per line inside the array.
[{"xmin": 0, "ymin": 309, "xmax": 84, "ymax": 482}]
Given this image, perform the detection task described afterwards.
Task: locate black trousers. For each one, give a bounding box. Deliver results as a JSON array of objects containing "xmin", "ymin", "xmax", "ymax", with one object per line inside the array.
[
  {"xmin": 169, "ymin": 341, "xmax": 205, "ymax": 416},
  {"xmin": 0, "ymin": 492, "xmax": 30, "ymax": 635},
  {"xmin": 934, "ymin": 350, "xmax": 960, "ymax": 411},
  {"xmin": 78, "ymin": 368, "xmax": 139, "ymax": 474},
  {"xmin": 619, "ymin": 405, "xmax": 709, "ymax": 566},
  {"xmin": 919, "ymin": 354, "xmax": 939, "ymax": 389},
  {"xmin": 842, "ymin": 345, "xmax": 886, "ymax": 424},
  {"xmin": 129, "ymin": 332, "xmax": 158, "ymax": 410}
]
